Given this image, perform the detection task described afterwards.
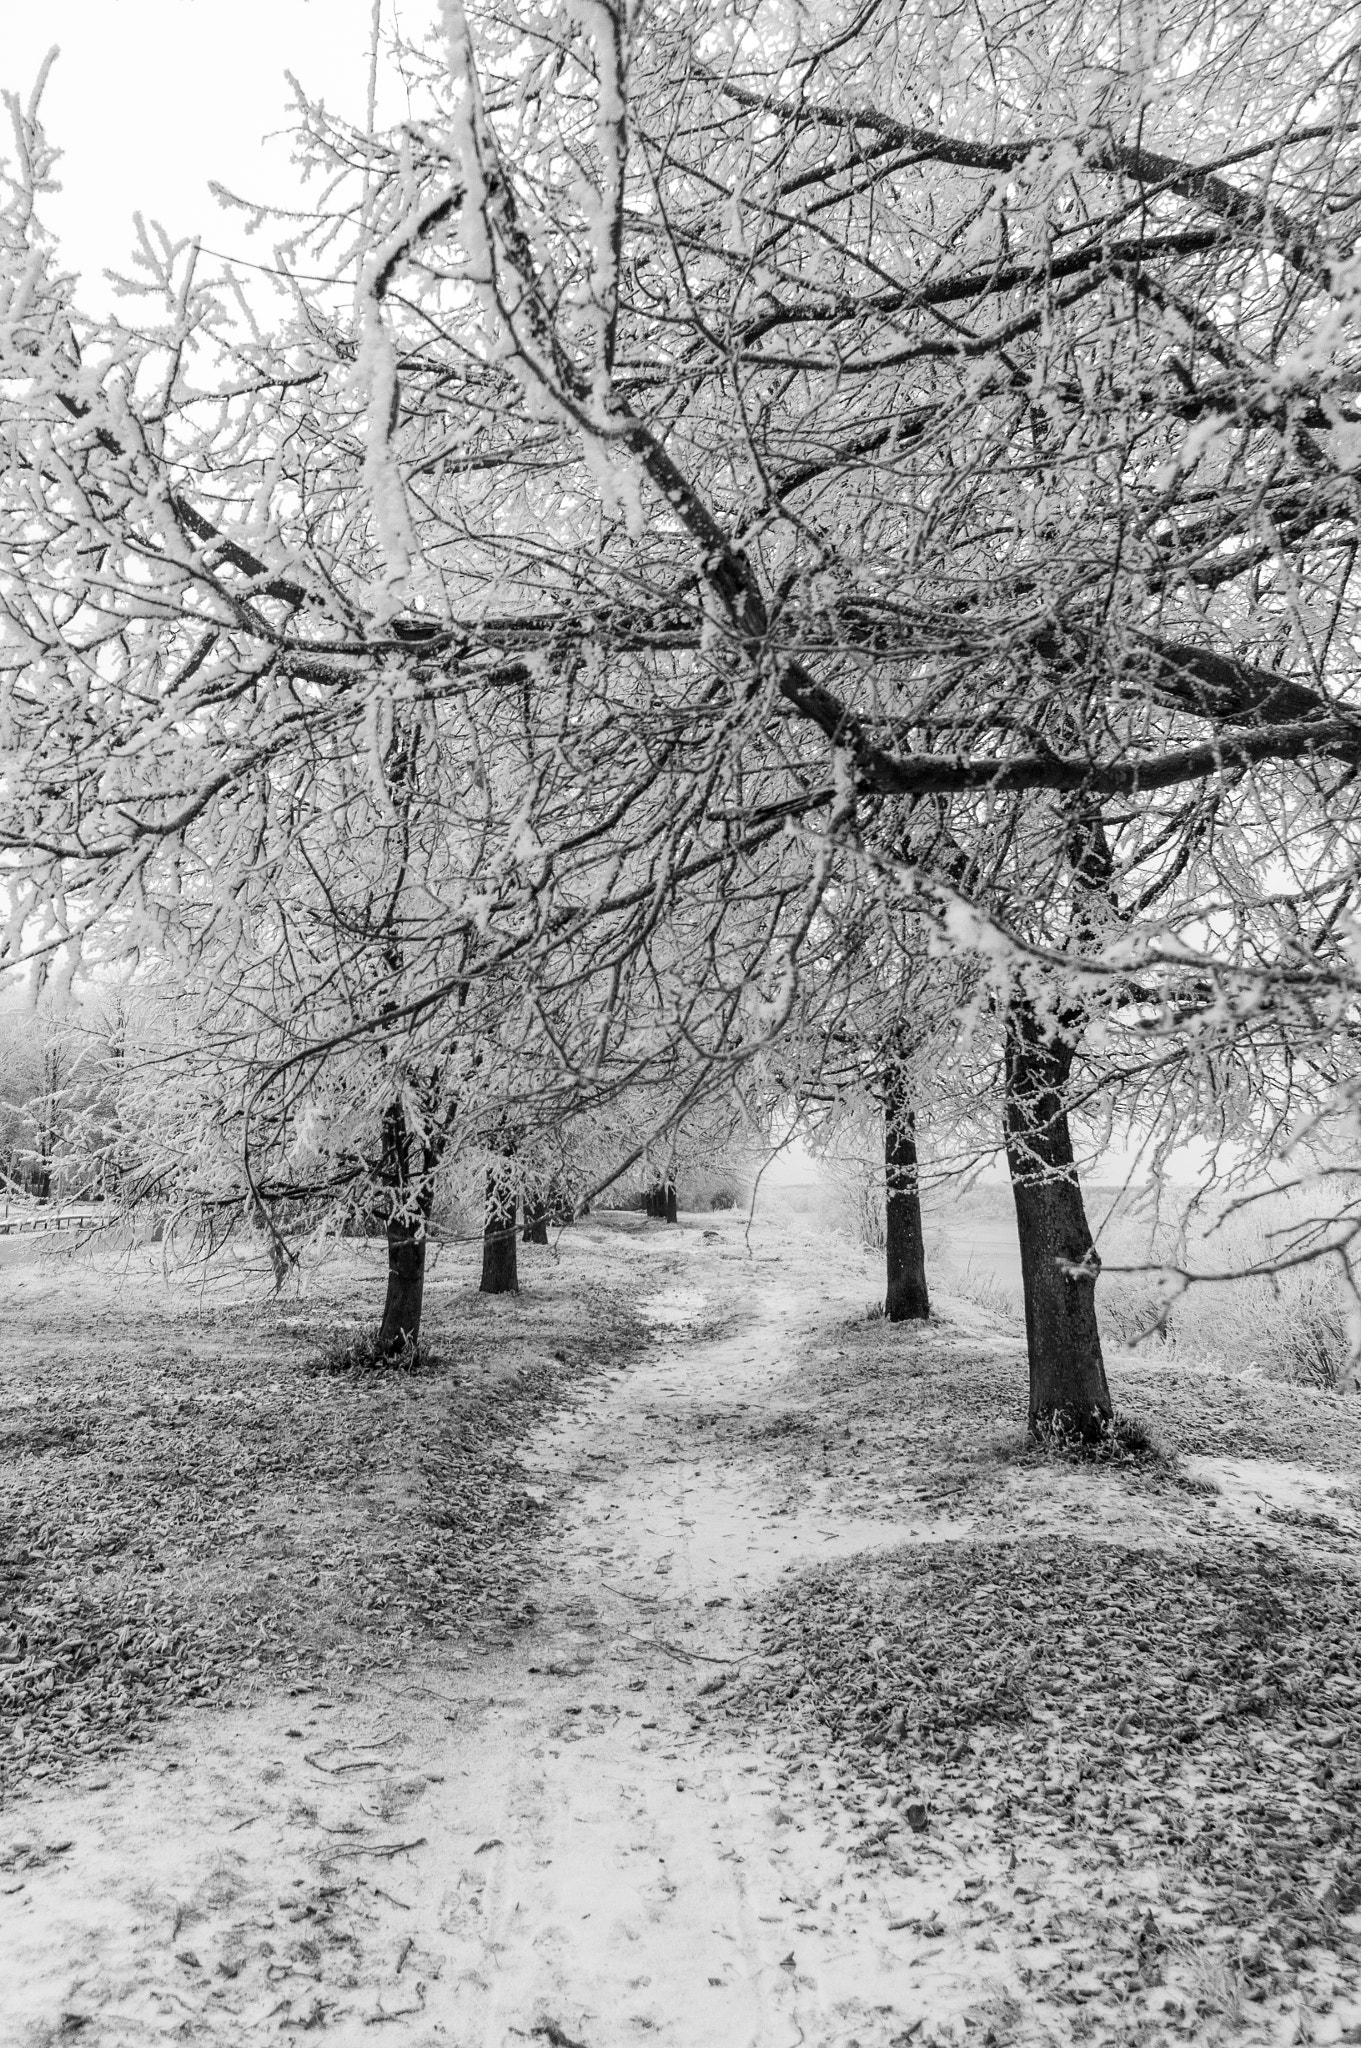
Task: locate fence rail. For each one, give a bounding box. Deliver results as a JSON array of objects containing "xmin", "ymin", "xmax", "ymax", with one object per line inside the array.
[{"xmin": 0, "ymin": 1206, "xmax": 105, "ymax": 1237}]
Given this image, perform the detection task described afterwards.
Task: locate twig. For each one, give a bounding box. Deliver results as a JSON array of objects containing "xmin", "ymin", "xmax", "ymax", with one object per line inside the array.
[
  {"xmin": 331, "ymin": 1838, "xmax": 426, "ymax": 1859},
  {"xmin": 365, "ymin": 1986, "xmax": 426, "ymax": 2024},
  {"xmin": 367, "ymin": 1675, "xmax": 466, "ymax": 1707},
  {"xmin": 601, "ymin": 1581, "xmax": 661, "ymax": 1606},
  {"xmin": 651, "ymin": 1639, "xmax": 741, "ymax": 1666},
  {"xmin": 532, "ymin": 2023, "xmax": 590, "ymax": 2048}
]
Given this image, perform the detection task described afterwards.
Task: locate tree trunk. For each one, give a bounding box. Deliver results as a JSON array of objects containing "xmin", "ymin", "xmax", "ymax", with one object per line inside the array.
[
  {"xmin": 665, "ymin": 1176, "xmax": 678, "ymax": 1225},
  {"xmin": 884, "ymin": 1082, "xmax": 929, "ymax": 1322},
  {"xmin": 522, "ymin": 1193, "xmax": 549, "ymax": 1245},
  {"xmin": 374, "ymin": 1098, "xmax": 435, "ymax": 1355},
  {"xmin": 481, "ymin": 1169, "xmax": 519, "ymax": 1292},
  {"xmin": 378, "ymin": 1214, "xmax": 427, "ymax": 1352},
  {"xmin": 1004, "ymin": 992, "xmax": 1111, "ymax": 1439},
  {"xmin": 252, "ymin": 1191, "xmax": 292, "ymax": 1294}
]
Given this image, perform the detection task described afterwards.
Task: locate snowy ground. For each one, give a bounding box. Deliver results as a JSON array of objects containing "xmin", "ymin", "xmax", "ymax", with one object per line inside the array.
[{"xmin": 4, "ymin": 1212, "xmax": 1361, "ymax": 2045}]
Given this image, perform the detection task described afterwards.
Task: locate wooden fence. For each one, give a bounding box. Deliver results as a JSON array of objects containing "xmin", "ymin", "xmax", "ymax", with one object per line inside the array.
[{"xmin": 0, "ymin": 1206, "xmax": 105, "ymax": 1237}]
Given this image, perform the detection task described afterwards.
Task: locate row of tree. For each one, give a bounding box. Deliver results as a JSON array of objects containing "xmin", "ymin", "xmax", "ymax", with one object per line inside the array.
[{"xmin": 2, "ymin": 0, "xmax": 1359, "ymax": 1433}]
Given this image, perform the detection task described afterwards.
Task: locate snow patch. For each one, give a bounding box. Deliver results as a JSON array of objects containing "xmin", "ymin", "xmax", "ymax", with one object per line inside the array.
[{"xmin": 1183, "ymin": 1454, "xmax": 1361, "ymax": 1531}]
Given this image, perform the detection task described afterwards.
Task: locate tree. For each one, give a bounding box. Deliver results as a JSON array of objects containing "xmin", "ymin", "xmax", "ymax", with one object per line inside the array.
[
  {"xmin": 754, "ymin": 878, "xmax": 947, "ymax": 1322},
  {"xmin": 884, "ymin": 1049, "xmax": 930, "ymax": 1324},
  {"xmin": 366, "ymin": 0, "xmax": 1361, "ymax": 1417},
  {"xmin": 480, "ymin": 1134, "xmax": 519, "ymax": 1293},
  {"xmin": 0, "ymin": 990, "xmax": 122, "ymax": 1203},
  {"xmin": 4, "ymin": 3, "xmax": 1361, "ymax": 1416},
  {"xmin": 0, "ymin": 70, "xmax": 818, "ymax": 1343}
]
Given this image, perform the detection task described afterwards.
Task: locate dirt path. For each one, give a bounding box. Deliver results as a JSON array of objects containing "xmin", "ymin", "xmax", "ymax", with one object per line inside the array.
[{"xmin": 4, "ymin": 1223, "xmax": 995, "ymax": 2048}]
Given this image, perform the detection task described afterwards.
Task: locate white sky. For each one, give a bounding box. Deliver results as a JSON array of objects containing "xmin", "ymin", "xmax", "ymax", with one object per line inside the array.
[{"xmin": 3, "ymin": 0, "xmax": 411, "ymax": 307}]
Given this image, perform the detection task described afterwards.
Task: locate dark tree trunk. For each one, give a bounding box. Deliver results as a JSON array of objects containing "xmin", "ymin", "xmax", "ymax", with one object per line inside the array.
[
  {"xmin": 522, "ymin": 1194, "xmax": 549, "ymax": 1245},
  {"xmin": 665, "ymin": 1177, "xmax": 678, "ymax": 1225},
  {"xmin": 481, "ymin": 1169, "xmax": 519, "ymax": 1292},
  {"xmin": 375, "ymin": 1097, "xmax": 436, "ymax": 1355},
  {"xmin": 645, "ymin": 1177, "xmax": 666, "ymax": 1218},
  {"xmin": 884, "ymin": 1081, "xmax": 929, "ymax": 1322},
  {"xmin": 252, "ymin": 1191, "xmax": 292, "ymax": 1294},
  {"xmin": 378, "ymin": 1214, "xmax": 427, "ymax": 1352},
  {"xmin": 1004, "ymin": 992, "xmax": 1111, "ymax": 1439}
]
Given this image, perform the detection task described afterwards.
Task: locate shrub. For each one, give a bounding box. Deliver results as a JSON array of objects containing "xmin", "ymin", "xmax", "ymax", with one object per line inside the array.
[
  {"xmin": 1027, "ymin": 1408, "xmax": 1164, "ymax": 1466},
  {"xmin": 313, "ymin": 1329, "xmax": 427, "ymax": 1373},
  {"xmin": 1097, "ymin": 1190, "xmax": 1356, "ymax": 1390}
]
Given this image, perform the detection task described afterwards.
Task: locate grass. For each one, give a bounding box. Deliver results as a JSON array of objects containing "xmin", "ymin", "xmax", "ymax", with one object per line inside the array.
[
  {"xmin": 1096, "ymin": 1186, "xmax": 1360, "ymax": 1391},
  {"xmin": 6, "ymin": 1200, "xmax": 1361, "ymax": 2045},
  {"xmin": 1025, "ymin": 1406, "xmax": 1166, "ymax": 1465},
  {"xmin": 312, "ymin": 1326, "xmax": 426, "ymax": 1373},
  {"xmin": 1100, "ymin": 1250, "xmax": 1354, "ymax": 1391},
  {"xmin": 0, "ymin": 1231, "xmax": 647, "ymax": 1798},
  {"xmin": 705, "ymin": 1286, "xmax": 1361, "ymax": 2043},
  {"xmin": 910, "ymin": 1182, "xmax": 1361, "ymax": 1393},
  {"xmin": 938, "ymin": 1260, "xmax": 1022, "ymax": 1323},
  {"xmin": 722, "ymin": 1531, "xmax": 1361, "ymax": 2034}
]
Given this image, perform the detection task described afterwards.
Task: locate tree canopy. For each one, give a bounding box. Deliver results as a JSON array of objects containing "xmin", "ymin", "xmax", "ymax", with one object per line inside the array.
[{"xmin": 3, "ymin": 0, "xmax": 1361, "ymax": 1401}]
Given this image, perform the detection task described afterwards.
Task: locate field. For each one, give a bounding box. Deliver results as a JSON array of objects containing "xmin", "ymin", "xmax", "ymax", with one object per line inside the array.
[
  {"xmin": 917, "ymin": 1180, "xmax": 1359, "ymax": 1394},
  {"xmin": 3, "ymin": 1207, "xmax": 1361, "ymax": 2046}
]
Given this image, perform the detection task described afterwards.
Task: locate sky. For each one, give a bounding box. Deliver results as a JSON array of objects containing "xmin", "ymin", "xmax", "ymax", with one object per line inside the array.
[{"xmin": 2, "ymin": 0, "xmax": 408, "ymax": 307}]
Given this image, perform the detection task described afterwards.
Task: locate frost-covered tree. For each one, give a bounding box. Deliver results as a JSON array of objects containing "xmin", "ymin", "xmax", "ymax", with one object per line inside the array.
[
  {"xmin": 0, "ymin": 63, "xmax": 823, "ymax": 1347},
  {"xmin": 4, "ymin": 3, "xmax": 1361, "ymax": 1418},
  {"xmin": 396, "ymin": 0, "xmax": 1361, "ymax": 1429},
  {"xmin": 0, "ymin": 1001, "xmax": 74, "ymax": 1197}
]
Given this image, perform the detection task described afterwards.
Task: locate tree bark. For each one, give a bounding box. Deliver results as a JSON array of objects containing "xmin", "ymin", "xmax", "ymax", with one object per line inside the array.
[
  {"xmin": 665, "ymin": 1175, "xmax": 678, "ymax": 1225},
  {"xmin": 481, "ymin": 1168, "xmax": 519, "ymax": 1292},
  {"xmin": 252, "ymin": 1190, "xmax": 292, "ymax": 1294},
  {"xmin": 884, "ymin": 1080, "xmax": 929, "ymax": 1321},
  {"xmin": 1004, "ymin": 992, "xmax": 1111, "ymax": 1439},
  {"xmin": 522, "ymin": 1192, "xmax": 549, "ymax": 1244},
  {"xmin": 375, "ymin": 1097, "xmax": 435, "ymax": 1354},
  {"xmin": 378, "ymin": 1213, "xmax": 427, "ymax": 1352}
]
